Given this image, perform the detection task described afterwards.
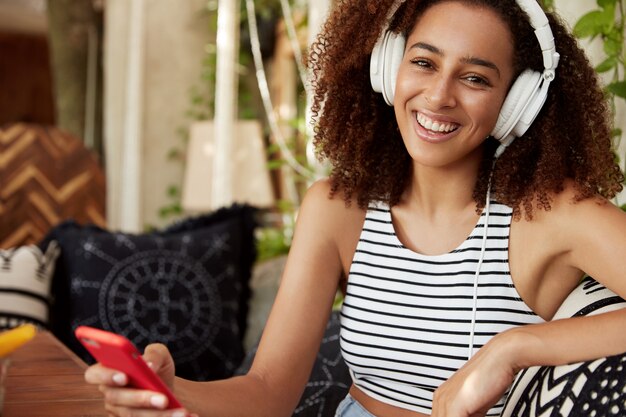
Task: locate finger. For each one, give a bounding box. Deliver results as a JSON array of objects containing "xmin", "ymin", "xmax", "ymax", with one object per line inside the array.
[
  {"xmin": 105, "ymin": 404, "xmax": 190, "ymax": 417},
  {"xmin": 105, "ymin": 403, "xmax": 190, "ymax": 417},
  {"xmin": 85, "ymin": 363, "xmax": 128, "ymax": 386},
  {"xmin": 101, "ymin": 386, "xmax": 173, "ymax": 410},
  {"xmin": 142, "ymin": 343, "xmax": 170, "ymax": 371}
]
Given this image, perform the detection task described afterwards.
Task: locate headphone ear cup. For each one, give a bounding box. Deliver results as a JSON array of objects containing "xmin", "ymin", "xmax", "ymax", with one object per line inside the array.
[
  {"xmin": 370, "ymin": 30, "xmax": 406, "ymax": 106},
  {"xmin": 492, "ymin": 69, "xmax": 543, "ymax": 141},
  {"xmin": 370, "ymin": 32, "xmax": 387, "ymax": 95},
  {"xmin": 381, "ymin": 32, "xmax": 406, "ymax": 105}
]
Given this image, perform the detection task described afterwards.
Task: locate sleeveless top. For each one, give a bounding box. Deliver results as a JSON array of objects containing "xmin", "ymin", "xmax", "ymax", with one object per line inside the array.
[{"xmin": 340, "ymin": 201, "xmax": 544, "ymax": 416}]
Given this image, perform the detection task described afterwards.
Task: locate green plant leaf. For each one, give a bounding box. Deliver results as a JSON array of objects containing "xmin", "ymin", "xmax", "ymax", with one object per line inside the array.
[
  {"xmin": 276, "ymin": 199, "xmax": 295, "ymax": 213},
  {"xmin": 574, "ymin": 10, "xmax": 609, "ymax": 38},
  {"xmin": 158, "ymin": 207, "xmax": 172, "ymax": 218},
  {"xmin": 598, "ymin": 0, "xmax": 617, "ymax": 9},
  {"xmin": 333, "ymin": 291, "xmax": 344, "ymax": 310},
  {"xmin": 595, "ymin": 56, "xmax": 618, "ymax": 72},
  {"xmin": 167, "ymin": 148, "xmax": 179, "ymax": 159},
  {"xmin": 267, "ymin": 160, "xmax": 285, "ymax": 170},
  {"xmin": 603, "ymin": 36, "xmax": 623, "ymax": 57},
  {"xmin": 601, "ymin": 3, "xmax": 617, "ymax": 28},
  {"xmin": 167, "ymin": 185, "xmax": 180, "ymax": 198},
  {"xmin": 255, "ymin": 226, "xmax": 292, "ymax": 262},
  {"xmin": 607, "ymin": 81, "xmax": 626, "ymax": 98},
  {"xmin": 266, "ymin": 143, "xmax": 282, "ymax": 154}
]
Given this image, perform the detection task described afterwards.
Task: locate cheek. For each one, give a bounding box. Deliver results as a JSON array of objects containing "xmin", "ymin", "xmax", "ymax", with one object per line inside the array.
[
  {"xmin": 394, "ymin": 57, "xmax": 432, "ymax": 97},
  {"xmin": 394, "ymin": 67, "xmax": 417, "ymax": 102},
  {"xmin": 479, "ymin": 102, "xmax": 502, "ymax": 127},
  {"xmin": 465, "ymin": 93, "xmax": 506, "ymax": 133}
]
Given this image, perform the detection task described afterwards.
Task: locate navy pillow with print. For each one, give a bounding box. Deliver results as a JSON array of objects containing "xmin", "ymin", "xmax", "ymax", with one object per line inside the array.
[
  {"xmin": 236, "ymin": 310, "xmax": 351, "ymax": 417},
  {"xmin": 44, "ymin": 204, "xmax": 257, "ymax": 381}
]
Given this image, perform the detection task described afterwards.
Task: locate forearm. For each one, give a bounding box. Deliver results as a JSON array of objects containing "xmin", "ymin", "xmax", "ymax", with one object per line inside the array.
[
  {"xmin": 174, "ymin": 371, "xmax": 300, "ymax": 417},
  {"xmin": 168, "ymin": 182, "xmax": 347, "ymax": 417},
  {"xmin": 504, "ymin": 308, "xmax": 626, "ymax": 372}
]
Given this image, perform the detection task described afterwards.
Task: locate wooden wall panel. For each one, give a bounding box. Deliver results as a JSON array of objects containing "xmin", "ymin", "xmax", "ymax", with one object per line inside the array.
[
  {"xmin": 0, "ymin": 123, "xmax": 105, "ymax": 248},
  {"xmin": 0, "ymin": 31, "xmax": 55, "ymax": 125}
]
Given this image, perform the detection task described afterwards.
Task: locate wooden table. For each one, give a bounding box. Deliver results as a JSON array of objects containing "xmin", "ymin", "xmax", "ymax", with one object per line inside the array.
[{"xmin": 3, "ymin": 331, "xmax": 106, "ymax": 417}]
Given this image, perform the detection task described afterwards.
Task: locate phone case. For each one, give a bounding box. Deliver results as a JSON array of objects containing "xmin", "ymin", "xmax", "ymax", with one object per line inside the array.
[{"xmin": 75, "ymin": 325, "xmax": 182, "ymax": 409}]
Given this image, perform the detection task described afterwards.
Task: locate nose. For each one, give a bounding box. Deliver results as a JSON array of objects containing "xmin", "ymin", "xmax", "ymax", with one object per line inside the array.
[{"xmin": 424, "ymin": 74, "xmax": 456, "ymax": 109}]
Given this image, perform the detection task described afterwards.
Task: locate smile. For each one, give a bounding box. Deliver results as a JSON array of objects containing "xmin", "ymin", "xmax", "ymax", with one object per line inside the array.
[{"xmin": 416, "ymin": 112, "xmax": 459, "ymax": 133}]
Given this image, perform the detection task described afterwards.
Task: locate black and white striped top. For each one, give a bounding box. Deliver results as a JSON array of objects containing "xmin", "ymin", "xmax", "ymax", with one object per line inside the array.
[{"xmin": 340, "ymin": 201, "xmax": 543, "ymax": 416}]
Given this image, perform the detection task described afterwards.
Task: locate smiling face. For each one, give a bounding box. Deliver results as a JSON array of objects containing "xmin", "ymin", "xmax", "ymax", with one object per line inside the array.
[{"xmin": 394, "ymin": 1, "xmax": 515, "ymax": 170}]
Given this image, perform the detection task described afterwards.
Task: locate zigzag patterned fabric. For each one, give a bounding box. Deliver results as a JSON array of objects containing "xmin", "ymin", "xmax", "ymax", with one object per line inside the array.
[
  {"xmin": 501, "ymin": 277, "xmax": 626, "ymax": 417},
  {"xmin": 0, "ymin": 123, "xmax": 106, "ymax": 248}
]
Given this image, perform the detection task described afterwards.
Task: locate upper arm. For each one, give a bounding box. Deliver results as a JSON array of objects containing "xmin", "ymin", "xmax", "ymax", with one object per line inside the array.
[
  {"xmin": 246, "ymin": 180, "xmax": 362, "ymax": 413},
  {"xmin": 566, "ymin": 197, "xmax": 626, "ymax": 298},
  {"xmin": 512, "ymin": 187, "xmax": 626, "ymax": 319}
]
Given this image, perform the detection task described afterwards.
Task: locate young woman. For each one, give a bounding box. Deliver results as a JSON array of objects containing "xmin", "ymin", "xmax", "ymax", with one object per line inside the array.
[{"xmin": 84, "ymin": 0, "xmax": 626, "ymax": 416}]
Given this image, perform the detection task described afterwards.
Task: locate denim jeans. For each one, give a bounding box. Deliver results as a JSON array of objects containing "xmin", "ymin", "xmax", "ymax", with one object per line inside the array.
[{"xmin": 334, "ymin": 394, "xmax": 377, "ymax": 417}]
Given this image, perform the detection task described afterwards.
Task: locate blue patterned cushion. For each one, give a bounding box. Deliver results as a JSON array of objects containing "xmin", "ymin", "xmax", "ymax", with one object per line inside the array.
[
  {"xmin": 293, "ymin": 311, "xmax": 351, "ymax": 416},
  {"xmin": 44, "ymin": 205, "xmax": 257, "ymax": 381},
  {"xmin": 236, "ymin": 310, "xmax": 351, "ymax": 417},
  {"xmin": 501, "ymin": 277, "xmax": 626, "ymax": 417}
]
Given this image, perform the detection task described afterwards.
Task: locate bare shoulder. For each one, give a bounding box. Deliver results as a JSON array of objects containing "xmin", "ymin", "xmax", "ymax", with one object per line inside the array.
[
  {"xmin": 297, "ymin": 179, "xmax": 367, "ymax": 271},
  {"xmin": 520, "ymin": 180, "xmax": 624, "ymax": 229},
  {"xmin": 511, "ymin": 181, "xmax": 626, "ymax": 316},
  {"xmin": 542, "ymin": 181, "xmax": 624, "ymax": 231},
  {"xmin": 300, "ymin": 179, "xmax": 366, "ymax": 225}
]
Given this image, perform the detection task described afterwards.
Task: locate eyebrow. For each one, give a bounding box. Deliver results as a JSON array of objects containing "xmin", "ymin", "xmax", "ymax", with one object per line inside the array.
[{"xmin": 410, "ymin": 42, "xmax": 501, "ymax": 77}]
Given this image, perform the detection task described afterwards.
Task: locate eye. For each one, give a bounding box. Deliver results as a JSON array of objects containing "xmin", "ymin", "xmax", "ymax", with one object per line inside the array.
[
  {"xmin": 409, "ymin": 58, "xmax": 434, "ymax": 69},
  {"xmin": 464, "ymin": 74, "xmax": 491, "ymax": 87}
]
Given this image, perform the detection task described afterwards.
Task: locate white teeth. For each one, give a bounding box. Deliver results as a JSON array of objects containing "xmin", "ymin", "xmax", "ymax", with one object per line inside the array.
[{"xmin": 416, "ymin": 113, "xmax": 457, "ymax": 133}]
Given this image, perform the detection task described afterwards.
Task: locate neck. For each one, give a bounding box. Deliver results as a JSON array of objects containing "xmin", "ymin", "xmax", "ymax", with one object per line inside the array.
[{"xmin": 402, "ymin": 151, "xmax": 483, "ymax": 221}]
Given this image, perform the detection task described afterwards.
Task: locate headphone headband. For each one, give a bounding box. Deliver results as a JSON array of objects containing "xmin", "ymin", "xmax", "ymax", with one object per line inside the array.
[
  {"xmin": 516, "ymin": 0, "xmax": 559, "ymax": 72},
  {"xmin": 383, "ymin": 0, "xmax": 408, "ymax": 24}
]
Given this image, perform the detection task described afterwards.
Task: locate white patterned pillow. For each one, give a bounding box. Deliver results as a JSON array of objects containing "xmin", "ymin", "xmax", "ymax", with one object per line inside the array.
[
  {"xmin": 501, "ymin": 277, "xmax": 626, "ymax": 417},
  {"xmin": 0, "ymin": 242, "xmax": 60, "ymax": 329}
]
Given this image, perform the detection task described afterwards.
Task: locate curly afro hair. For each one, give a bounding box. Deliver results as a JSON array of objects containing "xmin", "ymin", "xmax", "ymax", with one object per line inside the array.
[{"xmin": 308, "ymin": 0, "xmax": 624, "ymax": 218}]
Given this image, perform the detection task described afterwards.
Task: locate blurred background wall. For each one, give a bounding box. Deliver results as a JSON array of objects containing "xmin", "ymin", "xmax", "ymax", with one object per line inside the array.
[{"xmin": 0, "ymin": 0, "xmax": 624, "ymax": 233}]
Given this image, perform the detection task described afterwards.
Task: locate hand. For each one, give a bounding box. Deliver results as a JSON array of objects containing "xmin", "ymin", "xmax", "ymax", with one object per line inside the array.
[
  {"xmin": 431, "ymin": 332, "xmax": 519, "ymax": 417},
  {"xmin": 84, "ymin": 343, "xmax": 196, "ymax": 417}
]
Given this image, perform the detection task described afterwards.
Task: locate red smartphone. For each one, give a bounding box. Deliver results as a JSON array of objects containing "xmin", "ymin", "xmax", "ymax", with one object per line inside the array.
[{"xmin": 75, "ymin": 325, "xmax": 182, "ymax": 409}]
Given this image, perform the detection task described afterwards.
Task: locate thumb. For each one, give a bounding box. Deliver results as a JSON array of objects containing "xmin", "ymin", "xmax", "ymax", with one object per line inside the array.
[{"xmin": 142, "ymin": 343, "xmax": 175, "ymax": 384}]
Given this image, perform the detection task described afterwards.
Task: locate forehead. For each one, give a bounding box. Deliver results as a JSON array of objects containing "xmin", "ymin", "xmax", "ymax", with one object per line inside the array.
[{"xmin": 407, "ymin": 1, "xmax": 514, "ymax": 62}]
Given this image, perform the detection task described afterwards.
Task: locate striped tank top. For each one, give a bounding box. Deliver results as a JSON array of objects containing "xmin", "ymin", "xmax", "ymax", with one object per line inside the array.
[{"xmin": 340, "ymin": 201, "xmax": 544, "ymax": 416}]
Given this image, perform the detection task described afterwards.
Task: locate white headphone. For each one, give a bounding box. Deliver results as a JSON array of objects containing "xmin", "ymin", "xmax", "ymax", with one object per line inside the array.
[{"xmin": 370, "ymin": 0, "xmax": 560, "ymax": 153}]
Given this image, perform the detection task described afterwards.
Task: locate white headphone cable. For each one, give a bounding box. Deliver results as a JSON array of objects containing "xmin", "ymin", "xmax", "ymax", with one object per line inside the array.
[
  {"xmin": 467, "ymin": 150, "xmax": 501, "ymax": 359},
  {"xmin": 467, "ymin": 189, "xmax": 490, "ymax": 359}
]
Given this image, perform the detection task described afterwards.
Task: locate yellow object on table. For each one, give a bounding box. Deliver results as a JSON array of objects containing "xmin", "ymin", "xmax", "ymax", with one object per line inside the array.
[{"xmin": 0, "ymin": 324, "xmax": 37, "ymax": 357}]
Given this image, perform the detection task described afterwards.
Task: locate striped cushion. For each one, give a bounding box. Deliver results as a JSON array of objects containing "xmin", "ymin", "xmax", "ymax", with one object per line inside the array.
[{"xmin": 0, "ymin": 242, "xmax": 59, "ymax": 329}]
